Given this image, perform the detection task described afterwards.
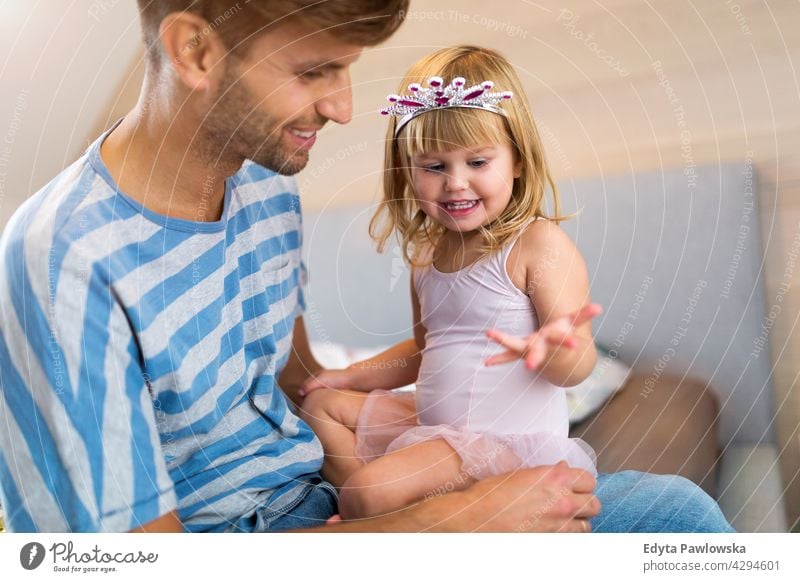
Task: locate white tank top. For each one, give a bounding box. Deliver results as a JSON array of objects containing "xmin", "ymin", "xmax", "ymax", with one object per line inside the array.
[{"xmin": 413, "ymin": 217, "xmax": 569, "ymax": 436}]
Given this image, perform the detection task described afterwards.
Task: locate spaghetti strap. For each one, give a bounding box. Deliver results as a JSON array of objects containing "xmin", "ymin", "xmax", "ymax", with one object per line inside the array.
[{"xmin": 499, "ymin": 216, "xmax": 543, "ymax": 262}]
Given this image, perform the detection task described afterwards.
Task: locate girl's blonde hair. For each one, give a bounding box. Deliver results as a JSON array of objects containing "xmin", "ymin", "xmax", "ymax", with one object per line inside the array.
[{"xmin": 370, "ymin": 45, "xmax": 569, "ymax": 265}]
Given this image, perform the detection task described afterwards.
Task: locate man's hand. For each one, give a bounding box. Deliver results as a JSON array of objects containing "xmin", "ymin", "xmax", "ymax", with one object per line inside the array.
[
  {"xmin": 298, "ymin": 368, "xmax": 357, "ymax": 398},
  {"xmin": 485, "ymin": 304, "xmax": 603, "ymax": 370},
  {"xmin": 314, "ymin": 461, "xmax": 600, "ymax": 533},
  {"xmin": 129, "ymin": 511, "xmax": 184, "ymax": 532},
  {"xmin": 436, "ymin": 462, "xmax": 600, "ymax": 533}
]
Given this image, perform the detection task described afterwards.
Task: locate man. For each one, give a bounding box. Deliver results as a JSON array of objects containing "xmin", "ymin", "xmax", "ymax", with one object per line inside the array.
[{"xmin": 0, "ymin": 0, "xmax": 731, "ymax": 533}]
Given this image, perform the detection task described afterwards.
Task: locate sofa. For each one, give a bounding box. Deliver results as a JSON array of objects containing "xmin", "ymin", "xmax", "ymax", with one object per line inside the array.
[{"xmin": 301, "ymin": 161, "xmax": 787, "ymax": 532}]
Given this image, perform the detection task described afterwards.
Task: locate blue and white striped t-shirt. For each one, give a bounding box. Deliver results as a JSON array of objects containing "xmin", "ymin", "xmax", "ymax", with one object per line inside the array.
[{"xmin": 0, "ymin": 124, "xmax": 324, "ymax": 532}]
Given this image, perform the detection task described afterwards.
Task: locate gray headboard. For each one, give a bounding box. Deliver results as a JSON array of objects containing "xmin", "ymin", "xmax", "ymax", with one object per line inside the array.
[{"xmin": 302, "ymin": 162, "xmax": 773, "ymax": 446}]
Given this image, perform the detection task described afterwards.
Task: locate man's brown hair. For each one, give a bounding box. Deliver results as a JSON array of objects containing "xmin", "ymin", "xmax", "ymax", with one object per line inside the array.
[{"xmin": 136, "ymin": 0, "xmax": 408, "ymax": 69}]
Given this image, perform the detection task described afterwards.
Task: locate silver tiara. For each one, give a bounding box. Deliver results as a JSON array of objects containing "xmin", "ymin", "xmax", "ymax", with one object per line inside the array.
[{"xmin": 380, "ymin": 76, "xmax": 513, "ymax": 136}]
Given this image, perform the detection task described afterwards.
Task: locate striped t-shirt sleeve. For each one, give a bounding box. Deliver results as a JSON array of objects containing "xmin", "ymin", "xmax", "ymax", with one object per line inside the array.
[{"xmin": 0, "ymin": 212, "xmax": 177, "ymax": 532}]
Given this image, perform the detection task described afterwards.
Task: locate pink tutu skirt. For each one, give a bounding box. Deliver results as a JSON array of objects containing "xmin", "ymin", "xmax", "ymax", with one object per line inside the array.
[{"xmin": 354, "ymin": 390, "xmax": 597, "ymax": 480}]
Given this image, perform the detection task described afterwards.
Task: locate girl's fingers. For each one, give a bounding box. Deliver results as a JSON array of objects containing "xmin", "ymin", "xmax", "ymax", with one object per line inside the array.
[
  {"xmin": 537, "ymin": 304, "xmax": 603, "ymax": 343},
  {"xmin": 299, "ymin": 379, "xmax": 319, "ymax": 394},
  {"xmin": 525, "ymin": 338, "xmax": 548, "ymax": 369},
  {"xmin": 299, "ymin": 373, "xmax": 339, "ymax": 396},
  {"xmin": 298, "ymin": 383, "xmax": 324, "ymax": 397},
  {"xmin": 488, "ymin": 311, "xmax": 596, "ymax": 370},
  {"xmin": 545, "ymin": 332, "xmax": 578, "ymax": 349},
  {"xmin": 486, "ymin": 329, "xmax": 529, "ymax": 353},
  {"xmin": 573, "ymin": 494, "xmax": 602, "ymax": 519},
  {"xmin": 485, "ymin": 350, "xmax": 520, "ymax": 366},
  {"xmin": 568, "ymin": 303, "xmax": 603, "ymax": 327}
]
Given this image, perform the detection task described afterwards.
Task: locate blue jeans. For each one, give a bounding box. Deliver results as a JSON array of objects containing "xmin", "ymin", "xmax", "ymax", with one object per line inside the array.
[
  {"xmin": 261, "ymin": 470, "xmax": 734, "ymax": 532},
  {"xmin": 592, "ymin": 471, "xmax": 735, "ymax": 533},
  {"xmin": 260, "ymin": 479, "xmax": 339, "ymax": 532}
]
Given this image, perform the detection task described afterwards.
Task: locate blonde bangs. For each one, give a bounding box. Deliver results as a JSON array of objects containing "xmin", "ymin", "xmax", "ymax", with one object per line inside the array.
[{"xmin": 398, "ymin": 107, "xmax": 511, "ymax": 159}]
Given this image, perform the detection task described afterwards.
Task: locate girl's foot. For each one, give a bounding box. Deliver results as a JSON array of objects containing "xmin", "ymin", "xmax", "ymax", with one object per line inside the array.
[{"xmin": 326, "ymin": 514, "xmax": 343, "ymax": 525}]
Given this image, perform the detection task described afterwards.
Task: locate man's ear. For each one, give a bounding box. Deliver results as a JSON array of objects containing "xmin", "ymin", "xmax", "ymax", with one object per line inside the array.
[{"xmin": 158, "ymin": 11, "xmax": 228, "ymax": 92}]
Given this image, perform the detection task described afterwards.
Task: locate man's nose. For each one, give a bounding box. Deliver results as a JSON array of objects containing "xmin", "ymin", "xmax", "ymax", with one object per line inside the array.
[{"xmin": 316, "ymin": 74, "xmax": 353, "ymax": 125}]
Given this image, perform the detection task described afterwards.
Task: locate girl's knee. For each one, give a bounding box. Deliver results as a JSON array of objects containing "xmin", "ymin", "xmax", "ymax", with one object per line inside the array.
[
  {"xmin": 300, "ymin": 388, "xmax": 363, "ymax": 424},
  {"xmin": 338, "ymin": 466, "xmax": 396, "ymax": 520},
  {"xmin": 300, "ymin": 388, "xmax": 338, "ymax": 416},
  {"xmin": 298, "ymin": 389, "xmax": 335, "ymax": 428}
]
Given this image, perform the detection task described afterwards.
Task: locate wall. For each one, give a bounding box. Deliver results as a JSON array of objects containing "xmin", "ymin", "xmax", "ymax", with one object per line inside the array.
[{"xmin": 0, "ymin": 1, "xmax": 144, "ymax": 228}]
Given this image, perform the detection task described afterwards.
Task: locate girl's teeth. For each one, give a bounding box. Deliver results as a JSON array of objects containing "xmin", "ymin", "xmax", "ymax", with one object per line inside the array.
[{"xmin": 444, "ymin": 200, "xmax": 479, "ymax": 210}]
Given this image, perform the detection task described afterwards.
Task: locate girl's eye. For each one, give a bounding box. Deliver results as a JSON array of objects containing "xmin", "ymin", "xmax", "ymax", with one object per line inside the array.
[
  {"xmin": 423, "ymin": 164, "xmax": 445, "ymax": 173},
  {"xmin": 469, "ymin": 159, "xmax": 488, "ymax": 168}
]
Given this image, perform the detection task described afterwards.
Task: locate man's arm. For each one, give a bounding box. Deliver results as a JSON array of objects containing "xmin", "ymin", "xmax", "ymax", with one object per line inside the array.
[
  {"xmin": 278, "ymin": 316, "xmax": 324, "ymax": 406},
  {"xmin": 128, "ymin": 465, "xmax": 599, "ymax": 533},
  {"xmin": 0, "ymin": 231, "xmax": 178, "ymax": 532},
  {"xmin": 130, "ymin": 511, "xmax": 185, "ymax": 532},
  {"xmin": 298, "ymin": 464, "xmax": 600, "ymax": 533}
]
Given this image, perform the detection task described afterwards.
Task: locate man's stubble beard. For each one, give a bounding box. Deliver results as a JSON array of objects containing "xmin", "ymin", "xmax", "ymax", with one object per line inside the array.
[{"xmin": 198, "ymin": 68, "xmax": 310, "ymax": 176}]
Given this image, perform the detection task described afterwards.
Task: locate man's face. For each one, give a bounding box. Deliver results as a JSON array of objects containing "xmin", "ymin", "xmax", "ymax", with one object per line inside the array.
[{"xmin": 201, "ymin": 20, "xmax": 363, "ymax": 175}]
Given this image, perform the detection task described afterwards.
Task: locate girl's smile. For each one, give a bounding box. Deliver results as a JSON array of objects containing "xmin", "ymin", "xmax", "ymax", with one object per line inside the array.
[{"xmin": 439, "ymin": 198, "xmax": 482, "ymax": 217}]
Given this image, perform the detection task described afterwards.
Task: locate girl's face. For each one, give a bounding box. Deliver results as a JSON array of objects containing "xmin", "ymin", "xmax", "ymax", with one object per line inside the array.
[{"xmin": 410, "ymin": 141, "xmax": 521, "ymax": 233}]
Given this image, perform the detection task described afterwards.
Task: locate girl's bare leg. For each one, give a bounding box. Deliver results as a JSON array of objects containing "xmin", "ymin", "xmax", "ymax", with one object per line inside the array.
[
  {"xmin": 338, "ymin": 439, "xmax": 477, "ymax": 521},
  {"xmin": 298, "ymin": 389, "xmax": 369, "ymax": 488}
]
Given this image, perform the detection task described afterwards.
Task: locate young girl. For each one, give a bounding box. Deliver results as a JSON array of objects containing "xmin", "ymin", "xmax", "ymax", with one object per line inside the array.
[{"xmin": 299, "ymin": 46, "xmax": 603, "ymax": 521}]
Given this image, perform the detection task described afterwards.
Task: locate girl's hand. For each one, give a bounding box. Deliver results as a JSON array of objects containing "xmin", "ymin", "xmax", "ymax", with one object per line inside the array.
[
  {"xmin": 298, "ymin": 369, "xmax": 357, "ymax": 398},
  {"xmin": 485, "ymin": 304, "xmax": 603, "ymax": 370}
]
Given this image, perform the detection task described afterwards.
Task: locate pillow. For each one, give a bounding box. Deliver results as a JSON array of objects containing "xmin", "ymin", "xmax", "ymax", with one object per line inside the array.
[
  {"xmin": 309, "ymin": 343, "xmax": 631, "ymax": 422},
  {"xmin": 307, "ymin": 341, "xmax": 354, "ymax": 370},
  {"xmin": 565, "ymin": 347, "xmax": 632, "ymax": 424}
]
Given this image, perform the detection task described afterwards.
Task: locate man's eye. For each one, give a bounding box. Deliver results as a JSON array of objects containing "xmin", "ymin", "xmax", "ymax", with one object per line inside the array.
[
  {"xmin": 469, "ymin": 159, "xmax": 488, "ymax": 168},
  {"xmin": 300, "ymin": 70, "xmax": 324, "ymax": 80}
]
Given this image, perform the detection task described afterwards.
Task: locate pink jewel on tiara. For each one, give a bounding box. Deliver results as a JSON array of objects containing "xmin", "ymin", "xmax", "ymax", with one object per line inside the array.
[{"xmin": 379, "ymin": 76, "xmax": 513, "ymax": 134}]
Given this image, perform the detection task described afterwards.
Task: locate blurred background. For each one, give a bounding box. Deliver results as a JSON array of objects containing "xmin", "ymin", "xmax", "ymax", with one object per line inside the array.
[{"xmin": 0, "ymin": 0, "xmax": 797, "ymax": 529}]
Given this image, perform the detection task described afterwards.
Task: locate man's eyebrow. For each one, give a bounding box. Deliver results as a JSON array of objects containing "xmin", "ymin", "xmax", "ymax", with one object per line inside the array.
[{"xmin": 293, "ymin": 60, "xmax": 347, "ymax": 72}]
